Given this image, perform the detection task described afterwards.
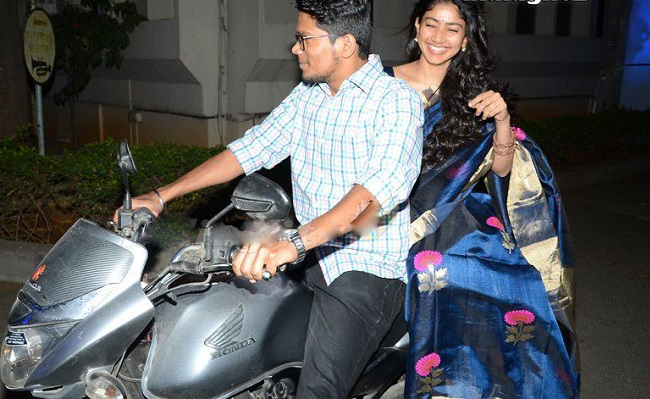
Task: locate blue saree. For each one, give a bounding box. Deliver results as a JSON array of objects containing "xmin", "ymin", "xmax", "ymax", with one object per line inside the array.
[{"xmin": 404, "ymin": 103, "xmax": 579, "ymax": 398}]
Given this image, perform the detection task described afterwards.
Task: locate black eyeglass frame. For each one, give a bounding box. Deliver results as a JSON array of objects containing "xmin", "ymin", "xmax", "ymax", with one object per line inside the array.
[{"xmin": 294, "ymin": 33, "xmax": 337, "ymax": 51}]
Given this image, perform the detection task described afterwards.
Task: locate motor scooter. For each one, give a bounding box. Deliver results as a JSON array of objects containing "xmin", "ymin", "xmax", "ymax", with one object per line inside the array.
[{"xmin": 1, "ymin": 141, "xmax": 408, "ymax": 399}]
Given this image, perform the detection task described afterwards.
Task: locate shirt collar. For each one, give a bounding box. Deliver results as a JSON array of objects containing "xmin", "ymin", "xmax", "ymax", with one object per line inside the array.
[
  {"xmin": 346, "ymin": 54, "xmax": 383, "ymax": 94},
  {"xmin": 317, "ymin": 54, "xmax": 384, "ymax": 96}
]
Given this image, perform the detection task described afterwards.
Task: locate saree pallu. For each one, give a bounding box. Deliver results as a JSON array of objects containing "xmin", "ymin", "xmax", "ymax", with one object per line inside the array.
[{"xmin": 405, "ymin": 123, "xmax": 579, "ymax": 398}]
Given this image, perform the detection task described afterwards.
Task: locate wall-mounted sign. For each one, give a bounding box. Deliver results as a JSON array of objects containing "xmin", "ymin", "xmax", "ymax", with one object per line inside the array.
[{"xmin": 23, "ymin": 9, "xmax": 56, "ymax": 84}]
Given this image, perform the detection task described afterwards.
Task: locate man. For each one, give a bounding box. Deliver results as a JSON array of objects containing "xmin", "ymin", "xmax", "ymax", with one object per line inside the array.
[{"xmin": 122, "ymin": 0, "xmax": 423, "ymax": 396}]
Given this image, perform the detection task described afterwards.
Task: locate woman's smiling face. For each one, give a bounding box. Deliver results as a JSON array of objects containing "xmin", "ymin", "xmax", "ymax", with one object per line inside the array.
[{"xmin": 415, "ymin": 2, "xmax": 468, "ymax": 69}]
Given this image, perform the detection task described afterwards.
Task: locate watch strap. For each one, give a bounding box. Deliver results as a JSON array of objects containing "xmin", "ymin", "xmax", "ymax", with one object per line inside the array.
[{"xmin": 286, "ymin": 229, "xmax": 306, "ymax": 264}]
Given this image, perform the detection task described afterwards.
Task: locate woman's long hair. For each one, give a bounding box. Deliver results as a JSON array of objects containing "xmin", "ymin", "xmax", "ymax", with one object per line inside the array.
[{"xmin": 406, "ymin": 0, "xmax": 510, "ymax": 168}]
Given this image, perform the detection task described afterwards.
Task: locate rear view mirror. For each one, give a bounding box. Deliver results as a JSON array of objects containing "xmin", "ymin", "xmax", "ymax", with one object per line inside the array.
[
  {"xmin": 116, "ymin": 140, "xmax": 137, "ymax": 211},
  {"xmin": 231, "ymin": 174, "xmax": 291, "ymax": 220},
  {"xmin": 117, "ymin": 140, "xmax": 137, "ymax": 175},
  {"xmin": 202, "ymin": 173, "xmax": 291, "ymax": 261}
]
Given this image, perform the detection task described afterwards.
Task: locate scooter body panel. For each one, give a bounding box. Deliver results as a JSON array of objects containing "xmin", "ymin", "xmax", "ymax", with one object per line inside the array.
[
  {"xmin": 6, "ymin": 219, "xmax": 153, "ymax": 391},
  {"xmin": 143, "ymin": 274, "xmax": 313, "ymax": 399}
]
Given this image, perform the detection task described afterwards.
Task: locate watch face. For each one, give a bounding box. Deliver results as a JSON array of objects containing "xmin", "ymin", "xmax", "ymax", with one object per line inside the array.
[{"xmin": 282, "ymin": 229, "xmax": 298, "ymax": 239}]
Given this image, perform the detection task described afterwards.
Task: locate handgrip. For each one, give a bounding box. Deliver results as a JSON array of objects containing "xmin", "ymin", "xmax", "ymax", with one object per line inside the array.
[{"xmin": 228, "ymin": 245, "xmax": 285, "ymax": 281}]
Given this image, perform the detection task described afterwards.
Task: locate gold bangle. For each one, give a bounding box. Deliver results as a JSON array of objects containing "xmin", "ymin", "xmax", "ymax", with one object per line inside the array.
[
  {"xmin": 493, "ymin": 126, "xmax": 517, "ymax": 149},
  {"xmin": 493, "ymin": 140, "xmax": 515, "ymax": 149},
  {"xmin": 493, "ymin": 135, "xmax": 515, "ymax": 149},
  {"xmin": 493, "ymin": 143, "xmax": 517, "ymax": 156}
]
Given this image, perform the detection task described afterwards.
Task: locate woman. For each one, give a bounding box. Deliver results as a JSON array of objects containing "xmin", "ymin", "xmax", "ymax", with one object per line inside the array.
[{"xmin": 385, "ymin": 1, "xmax": 580, "ymax": 397}]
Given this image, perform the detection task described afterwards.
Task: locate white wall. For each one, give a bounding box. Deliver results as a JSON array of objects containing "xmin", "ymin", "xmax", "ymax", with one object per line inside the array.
[
  {"xmin": 45, "ymin": 0, "xmax": 229, "ymax": 146},
  {"xmin": 41, "ymin": 0, "xmax": 611, "ymax": 147}
]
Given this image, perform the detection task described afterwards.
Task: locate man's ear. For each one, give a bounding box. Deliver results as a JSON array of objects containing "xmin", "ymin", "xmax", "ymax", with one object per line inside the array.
[{"xmin": 337, "ymin": 33, "xmax": 358, "ymax": 59}]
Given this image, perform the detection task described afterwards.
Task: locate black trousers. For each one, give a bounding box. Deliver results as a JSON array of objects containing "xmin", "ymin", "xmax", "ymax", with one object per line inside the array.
[{"xmin": 295, "ymin": 262, "xmax": 406, "ymax": 398}]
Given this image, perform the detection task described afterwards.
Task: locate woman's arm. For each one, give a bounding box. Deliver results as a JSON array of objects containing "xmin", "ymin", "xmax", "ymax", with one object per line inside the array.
[{"xmin": 468, "ymin": 90, "xmax": 514, "ymax": 177}]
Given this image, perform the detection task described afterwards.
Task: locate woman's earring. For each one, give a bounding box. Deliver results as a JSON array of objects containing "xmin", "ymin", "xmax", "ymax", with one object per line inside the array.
[
  {"xmin": 461, "ymin": 42, "xmax": 467, "ymax": 52},
  {"xmin": 415, "ymin": 37, "xmax": 419, "ymax": 43}
]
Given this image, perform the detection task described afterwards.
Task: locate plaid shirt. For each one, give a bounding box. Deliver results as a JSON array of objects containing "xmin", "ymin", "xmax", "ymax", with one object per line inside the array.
[{"xmin": 228, "ymin": 55, "xmax": 423, "ymax": 284}]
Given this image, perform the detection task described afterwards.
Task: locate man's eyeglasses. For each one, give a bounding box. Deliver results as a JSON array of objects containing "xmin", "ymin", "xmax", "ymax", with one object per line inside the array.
[{"xmin": 294, "ymin": 33, "xmax": 335, "ymax": 51}]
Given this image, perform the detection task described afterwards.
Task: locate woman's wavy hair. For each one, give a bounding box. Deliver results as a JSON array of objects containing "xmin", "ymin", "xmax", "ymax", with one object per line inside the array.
[{"xmin": 406, "ymin": 0, "xmax": 513, "ymax": 167}]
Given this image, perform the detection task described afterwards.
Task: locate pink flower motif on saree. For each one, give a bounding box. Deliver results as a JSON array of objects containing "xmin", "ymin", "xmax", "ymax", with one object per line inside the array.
[
  {"xmin": 414, "ymin": 250, "xmax": 443, "ymax": 272},
  {"xmin": 413, "ymin": 251, "xmax": 448, "ymax": 293},
  {"xmin": 504, "ymin": 309, "xmax": 535, "ymax": 325},
  {"xmin": 504, "ymin": 309, "xmax": 536, "ymax": 345},
  {"xmin": 486, "ymin": 216, "xmax": 505, "ymax": 231},
  {"xmin": 486, "ymin": 216, "xmax": 515, "ymax": 253},
  {"xmin": 416, "ymin": 352, "xmax": 441, "ymax": 376},
  {"xmin": 416, "ymin": 352, "xmax": 444, "ymax": 394}
]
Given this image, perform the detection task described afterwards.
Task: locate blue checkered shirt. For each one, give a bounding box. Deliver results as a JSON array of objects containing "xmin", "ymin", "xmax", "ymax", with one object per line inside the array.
[{"xmin": 228, "ymin": 55, "xmax": 423, "ymax": 284}]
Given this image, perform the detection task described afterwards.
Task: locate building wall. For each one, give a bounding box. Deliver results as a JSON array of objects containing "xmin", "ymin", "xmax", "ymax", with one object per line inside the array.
[
  {"xmin": 620, "ymin": 0, "xmax": 650, "ymax": 110},
  {"xmin": 42, "ymin": 0, "xmax": 227, "ymax": 148},
  {"xmin": 226, "ymin": 0, "xmax": 262, "ymax": 140},
  {"xmin": 602, "ymin": 0, "xmax": 634, "ymax": 110},
  {"xmin": 33, "ymin": 0, "xmax": 628, "ymax": 150},
  {"xmin": 234, "ymin": 0, "xmax": 609, "ymax": 127},
  {"xmin": 486, "ymin": 1, "xmax": 604, "ymax": 118}
]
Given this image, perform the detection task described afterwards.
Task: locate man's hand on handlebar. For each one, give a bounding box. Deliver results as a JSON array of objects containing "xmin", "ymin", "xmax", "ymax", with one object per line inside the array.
[
  {"xmin": 113, "ymin": 191, "xmax": 164, "ymax": 224},
  {"xmin": 232, "ymin": 239, "xmax": 298, "ymax": 283}
]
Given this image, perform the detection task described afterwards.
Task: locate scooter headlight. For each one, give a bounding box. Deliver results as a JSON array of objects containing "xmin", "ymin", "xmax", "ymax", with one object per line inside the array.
[{"xmin": 1, "ymin": 322, "xmax": 76, "ymax": 389}]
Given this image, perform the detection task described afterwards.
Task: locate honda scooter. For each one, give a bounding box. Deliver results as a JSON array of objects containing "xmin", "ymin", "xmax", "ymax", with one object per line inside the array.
[{"xmin": 1, "ymin": 141, "xmax": 408, "ymax": 398}]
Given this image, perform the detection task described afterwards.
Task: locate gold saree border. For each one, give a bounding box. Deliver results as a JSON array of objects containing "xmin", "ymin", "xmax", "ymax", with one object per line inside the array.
[{"xmin": 410, "ymin": 152, "xmax": 494, "ymax": 246}]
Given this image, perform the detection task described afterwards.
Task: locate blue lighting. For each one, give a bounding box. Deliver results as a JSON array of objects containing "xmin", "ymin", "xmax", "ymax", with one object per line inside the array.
[{"xmin": 620, "ymin": 0, "xmax": 650, "ymax": 110}]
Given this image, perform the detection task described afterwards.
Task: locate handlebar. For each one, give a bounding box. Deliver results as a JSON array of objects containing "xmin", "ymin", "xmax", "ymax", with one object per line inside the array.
[
  {"xmin": 168, "ymin": 244, "xmax": 241, "ymax": 275},
  {"xmin": 167, "ymin": 244, "xmax": 282, "ymax": 281},
  {"xmin": 114, "ymin": 207, "xmax": 156, "ymax": 240}
]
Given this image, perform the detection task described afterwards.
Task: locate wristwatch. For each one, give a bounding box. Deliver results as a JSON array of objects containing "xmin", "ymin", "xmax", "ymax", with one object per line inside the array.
[{"xmin": 283, "ymin": 229, "xmax": 306, "ymax": 264}]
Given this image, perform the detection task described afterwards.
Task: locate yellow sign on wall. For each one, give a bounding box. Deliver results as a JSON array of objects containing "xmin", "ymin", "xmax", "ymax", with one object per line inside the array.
[{"xmin": 24, "ymin": 9, "xmax": 56, "ymax": 84}]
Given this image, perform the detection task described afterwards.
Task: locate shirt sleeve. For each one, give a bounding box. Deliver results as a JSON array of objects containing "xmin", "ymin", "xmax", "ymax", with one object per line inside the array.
[
  {"xmin": 227, "ymin": 83, "xmax": 305, "ymax": 175},
  {"xmin": 355, "ymin": 85, "xmax": 423, "ymax": 214}
]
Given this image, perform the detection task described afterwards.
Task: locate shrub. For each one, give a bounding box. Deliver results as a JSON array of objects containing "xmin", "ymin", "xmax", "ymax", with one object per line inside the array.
[
  {"xmin": 48, "ymin": 138, "xmax": 227, "ymax": 220},
  {"xmin": 0, "ymin": 137, "xmax": 226, "ymax": 242},
  {"xmin": 1, "ymin": 109, "xmax": 649, "ymax": 243},
  {"xmin": 517, "ymin": 109, "xmax": 650, "ymax": 170}
]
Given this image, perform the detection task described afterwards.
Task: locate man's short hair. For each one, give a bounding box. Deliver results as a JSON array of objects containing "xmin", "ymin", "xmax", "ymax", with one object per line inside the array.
[{"xmin": 294, "ymin": 0, "xmax": 373, "ymax": 60}]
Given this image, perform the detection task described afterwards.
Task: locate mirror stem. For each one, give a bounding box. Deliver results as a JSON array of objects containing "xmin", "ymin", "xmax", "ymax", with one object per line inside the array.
[
  {"xmin": 204, "ymin": 224, "xmax": 212, "ymax": 261},
  {"xmin": 205, "ymin": 203, "xmax": 234, "ymax": 229},
  {"xmin": 123, "ymin": 171, "xmax": 132, "ymax": 210},
  {"xmin": 203, "ymin": 203, "xmax": 234, "ymax": 262}
]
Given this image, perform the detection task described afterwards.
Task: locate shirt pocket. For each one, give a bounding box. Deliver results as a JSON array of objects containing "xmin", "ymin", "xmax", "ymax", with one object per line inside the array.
[{"xmin": 322, "ymin": 109, "xmax": 372, "ymax": 181}]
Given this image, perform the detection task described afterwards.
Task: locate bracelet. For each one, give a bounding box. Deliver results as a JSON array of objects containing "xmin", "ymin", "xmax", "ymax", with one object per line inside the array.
[
  {"xmin": 152, "ymin": 189, "xmax": 165, "ymax": 213},
  {"xmin": 493, "ymin": 145, "xmax": 517, "ymax": 156},
  {"xmin": 492, "ymin": 126, "xmax": 517, "ymax": 156},
  {"xmin": 492, "ymin": 139, "xmax": 516, "ymax": 149},
  {"xmin": 282, "ymin": 229, "xmax": 307, "ymax": 264},
  {"xmin": 492, "ymin": 134, "xmax": 516, "ymax": 149}
]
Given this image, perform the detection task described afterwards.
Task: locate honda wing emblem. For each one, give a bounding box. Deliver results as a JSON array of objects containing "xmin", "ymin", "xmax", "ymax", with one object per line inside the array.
[{"xmin": 205, "ymin": 304, "xmax": 255, "ymax": 359}]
